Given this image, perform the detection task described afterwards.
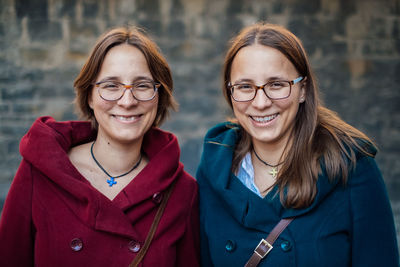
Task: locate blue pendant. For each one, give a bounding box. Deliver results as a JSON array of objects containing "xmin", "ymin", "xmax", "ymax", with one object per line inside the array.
[{"xmin": 107, "ymin": 177, "xmax": 117, "ymax": 187}]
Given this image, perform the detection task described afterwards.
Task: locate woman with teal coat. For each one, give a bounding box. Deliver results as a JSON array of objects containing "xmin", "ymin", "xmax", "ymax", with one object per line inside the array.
[{"xmin": 197, "ymin": 23, "xmax": 399, "ymax": 266}]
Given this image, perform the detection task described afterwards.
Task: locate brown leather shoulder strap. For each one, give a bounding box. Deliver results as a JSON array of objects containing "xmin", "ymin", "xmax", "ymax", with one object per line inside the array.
[
  {"xmin": 244, "ymin": 218, "xmax": 294, "ymax": 267},
  {"xmin": 129, "ymin": 181, "xmax": 176, "ymax": 267}
]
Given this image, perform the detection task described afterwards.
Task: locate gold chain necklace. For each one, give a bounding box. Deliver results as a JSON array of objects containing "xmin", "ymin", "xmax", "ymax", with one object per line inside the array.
[{"xmin": 253, "ymin": 149, "xmax": 283, "ymax": 178}]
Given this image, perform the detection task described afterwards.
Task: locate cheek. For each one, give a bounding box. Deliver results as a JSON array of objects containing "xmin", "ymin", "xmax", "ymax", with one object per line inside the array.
[
  {"xmin": 146, "ymin": 102, "xmax": 158, "ymax": 126},
  {"xmin": 277, "ymin": 93, "xmax": 301, "ymax": 110},
  {"xmin": 91, "ymin": 98, "xmax": 113, "ymax": 114},
  {"xmin": 151, "ymin": 96, "xmax": 159, "ymax": 112},
  {"xmin": 145, "ymin": 97, "xmax": 159, "ymax": 117},
  {"xmin": 276, "ymin": 98, "xmax": 294, "ymax": 109},
  {"xmin": 277, "ymin": 99, "xmax": 301, "ymax": 121},
  {"xmin": 232, "ymin": 101, "xmax": 248, "ymax": 117},
  {"xmin": 88, "ymin": 87, "xmax": 99, "ymax": 109}
]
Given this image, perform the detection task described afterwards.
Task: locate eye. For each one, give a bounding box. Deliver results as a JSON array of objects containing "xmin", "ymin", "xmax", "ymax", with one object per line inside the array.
[
  {"xmin": 135, "ymin": 82, "xmax": 153, "ymax": 90},
  {"xmin": 270, "ymin": 81, "xmax": 285, "ymax": 89},
  {"xmin": 100, "ymin": 82, "xmax": 120, "ymax": 90},
  {"xmin": 236, "ymin": 83, "xmax": 253, "ymax": 90}
]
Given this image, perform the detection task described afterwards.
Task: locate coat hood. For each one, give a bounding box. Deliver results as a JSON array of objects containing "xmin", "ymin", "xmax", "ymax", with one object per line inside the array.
[
  {"xmin": 197, "ymin": 122, "xmax": 373, "ymax": 231},
  {"xmin": 20, "ymin": 116, "xmax": 185, "ymax": 237}
]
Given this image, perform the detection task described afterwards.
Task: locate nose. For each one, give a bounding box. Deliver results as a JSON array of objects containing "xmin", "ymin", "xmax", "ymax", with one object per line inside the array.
[
  {"xmin": 117, "ymin": 86, "xmax": 139, "ymax": 107},
  {"xmin": 251, "ymin": 88, "xmax": 272, "ymax": 109}
]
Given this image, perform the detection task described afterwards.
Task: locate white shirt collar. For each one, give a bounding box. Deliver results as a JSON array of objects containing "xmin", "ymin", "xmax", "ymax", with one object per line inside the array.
[{"xmin": 236, "ymin": 152, "xmax": 263, "ymax": 198}]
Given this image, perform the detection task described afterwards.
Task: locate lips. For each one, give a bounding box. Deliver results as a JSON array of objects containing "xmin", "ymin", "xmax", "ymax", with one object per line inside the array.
[
  {"xmin": 112, "ymin": 114, "xmax": 142, "ymax": 122},
  {"xmin": 250, "ymin": 114, "xmax": 278, "ymax": 123}
]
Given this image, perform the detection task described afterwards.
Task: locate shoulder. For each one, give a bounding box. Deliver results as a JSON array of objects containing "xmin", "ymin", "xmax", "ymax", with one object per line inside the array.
[
  {"xmin": 175, "ymin": 170, "xmax": 198, "ymax": 193},
  {"xmin": 204, "ymin": 121, "xmax": 240, "ymax": 142},
  {"xmin": 201, "ymin": 122, "xmax": 241, "ymax": 155},
  {"xmin": 348, "ymin": 154, "xmax": 381, "ymax": 185},
  {"xmin": 171, "ymin": 170, "xmax": 198, "ymax": 212},
  {"xmin": 341, "ymin": 154, "xmax": 389, "ymax": 209},
  {"xmin": 198, "ymin": 122, "xmax": 239, "ymax": 171},
  {"xmin": 13, "ymin": 159, "xmax": 34, "ymax": 184},
  {"xmin": 197, "ymin": 123, "xmax": 239, "ymax": 183},
  {"xmin": 352, "ymin": 138, "xmax": 377, "ymax": 158},
  {"xmin": 3, "ymin": 159, "xmax": 34, "ymax": 209}
]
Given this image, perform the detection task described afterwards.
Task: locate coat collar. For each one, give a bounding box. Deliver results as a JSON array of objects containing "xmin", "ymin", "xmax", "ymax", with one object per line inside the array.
[
  {"xmin": 20, "ymin": 116, "xmax": 183, "ymax": 238},
  {"xmin": 199, "ymin": 122, "xmax": 341, "ymax": 231}
]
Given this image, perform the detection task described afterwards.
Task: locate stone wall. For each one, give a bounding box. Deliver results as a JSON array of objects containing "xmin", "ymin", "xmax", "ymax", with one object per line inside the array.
[{"xmin": 0, "ymin": 0, "xmax": 399, "ymax": 246}]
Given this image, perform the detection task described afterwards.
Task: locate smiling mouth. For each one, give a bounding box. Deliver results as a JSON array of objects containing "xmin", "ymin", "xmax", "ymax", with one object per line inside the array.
[
  {"xmin": 250, "ymin": 114, "xmax": 278, "ymax": 123},
  {"xmin": 113, "ymin": 115, "xmax": 142, "ymax": 122}
]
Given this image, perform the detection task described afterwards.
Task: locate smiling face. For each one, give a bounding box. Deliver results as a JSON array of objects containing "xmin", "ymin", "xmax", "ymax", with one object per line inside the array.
[
  {"xmin": 89, "ymin": 43, "xmax": 158, "ymax": 146},
  {"xmin": 230, "ymin": 44, "xmax": 305, "ymax": 149}
]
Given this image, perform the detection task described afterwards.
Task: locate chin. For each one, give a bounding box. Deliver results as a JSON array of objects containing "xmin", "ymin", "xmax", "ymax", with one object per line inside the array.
[
  {"xmin": 117, "ymin": 135, "xmax": 143, "ymax": 144},
  {"xmin": 109, "ymin": 128, "xmax": 144, "ymax": 143},
  {"xmin": 250, "ymin": 129, "xmax": 282, "ymax": 144}
]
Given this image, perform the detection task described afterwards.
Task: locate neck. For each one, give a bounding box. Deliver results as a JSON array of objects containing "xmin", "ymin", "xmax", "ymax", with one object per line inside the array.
[
  {"xmin": 252, "ymin": 135, "xmax": 291, "ymax": 166},
  {"xmin": 92, "ymin": 135, "xmax": 143, "ymax": 175}
]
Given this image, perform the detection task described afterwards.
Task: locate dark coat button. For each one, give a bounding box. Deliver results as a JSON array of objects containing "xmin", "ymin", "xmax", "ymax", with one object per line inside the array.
[
  {"xmin": 70, "ymin": 238, "xmax": 83, "ymax": 251},
  {"xmin": 225, "ymin": 240, "xmax": 236, "ymax": 252},
  {"xmin": 152, "ymin": 192, "xmax": 163, "ymax": 204},
  {"xmin": 280, "ymin": 240, "xmax": 292, "ymax": 252},
  {"xmin": 128, "ymin": 240, "xmax": 141, "ymax": 253}
]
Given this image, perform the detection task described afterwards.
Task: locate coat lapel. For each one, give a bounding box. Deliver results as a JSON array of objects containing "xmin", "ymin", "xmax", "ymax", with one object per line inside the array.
[{"xmin": 20, "ymin": 117, "xmax": 182, "ymax": 239}]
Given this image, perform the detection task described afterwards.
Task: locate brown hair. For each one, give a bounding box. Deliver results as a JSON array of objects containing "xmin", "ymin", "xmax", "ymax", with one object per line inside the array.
[
  {"xmin": 74, "ymin": 26, "xmax": 177, "ymax": 128},
  {"xmin": 223, "ymin": 22, "xmax": 374, "ymax": 208}
]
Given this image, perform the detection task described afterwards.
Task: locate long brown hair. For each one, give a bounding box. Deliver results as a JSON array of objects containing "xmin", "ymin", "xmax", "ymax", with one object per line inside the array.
[
  {"xmin": 74, "ymin": 26, "xmax": 177, "ymax": 128},
  {"xmin": 223, "ymin": 23, "xmax": 374, "ymax": 208}
]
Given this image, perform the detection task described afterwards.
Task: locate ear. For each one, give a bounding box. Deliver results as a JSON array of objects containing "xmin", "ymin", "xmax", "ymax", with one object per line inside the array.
[{"xmin": 299, "ymin": 77, "xmax": 307, "ymax": 103}]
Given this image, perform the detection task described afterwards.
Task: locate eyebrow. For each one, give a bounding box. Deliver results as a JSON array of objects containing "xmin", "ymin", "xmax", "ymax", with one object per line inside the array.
[
  {"xmin": 133, "ymin": 76, "xmax": 154, "ymax": 83},
  {"xmin": 97, "ymin": 76, "xmax": 119, "ymax": 83},
  {"xmin": 234, "ymin": 78, "xmax": 253, "ymax": 84},
  {"xmin": 233, "ymin": 76, "xmax": 287, "ymax": 84},
  {"xmin": 97, "ymin": 76, "xmax": 154, "ymax": 83}
]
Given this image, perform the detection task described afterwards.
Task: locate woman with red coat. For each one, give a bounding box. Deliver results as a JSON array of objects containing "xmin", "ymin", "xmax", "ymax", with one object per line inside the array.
[{"xmin": 0, "ymin": 26, "xmax": 200, "ymax": 266}]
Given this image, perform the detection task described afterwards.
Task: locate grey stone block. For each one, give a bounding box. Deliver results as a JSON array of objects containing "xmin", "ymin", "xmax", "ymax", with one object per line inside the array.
[{"xmin": 15, "ymin": 0, "xmax": 47, "ymax": 19}]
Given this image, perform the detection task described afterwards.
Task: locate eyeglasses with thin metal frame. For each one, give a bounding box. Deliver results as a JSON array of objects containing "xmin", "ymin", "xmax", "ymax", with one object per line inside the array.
[
  {"xmin": 228, "ymin": 76, "xmax": 304, "ymax": 102},
  {"xmin": 94, "ymin": 80, "xmax": 161, "ymax": 101}
]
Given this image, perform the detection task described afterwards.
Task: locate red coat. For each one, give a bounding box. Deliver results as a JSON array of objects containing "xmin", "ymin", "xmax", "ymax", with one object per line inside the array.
[{"xmin": 0, "ymin": 116, "xmax": 200, "ymax": 267}]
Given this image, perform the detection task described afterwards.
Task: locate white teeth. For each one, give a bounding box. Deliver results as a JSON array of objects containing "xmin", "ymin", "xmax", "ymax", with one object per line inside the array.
[
  {"xmin": 252, "ymin": 114, "xmax": 277, "ymax": 122},
  {"xmin": 114, "ymin": 115, "xmax": 137, "ymax": 121}
]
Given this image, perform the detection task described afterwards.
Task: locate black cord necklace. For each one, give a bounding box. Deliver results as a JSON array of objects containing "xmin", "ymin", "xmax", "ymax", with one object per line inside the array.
[
  {"xmin": 90, "ymin": 141, "xmax": 142, "ymax": 187},
  {"xmin": 253, "ymin": 149, "xmax": 283, "ymax": 178}
]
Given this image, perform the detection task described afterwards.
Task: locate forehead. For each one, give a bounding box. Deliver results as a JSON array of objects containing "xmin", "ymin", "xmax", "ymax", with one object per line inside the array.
[
  {"xmin": 230, "ymin": 44, "xmax": 297, "ymax": 81},
  {"xmin": 103, "ymin": 44, "xmax": 147, "ymax": 65},
  {"xmin": 98, "ymin": 43, "xmax": 151, "ymax": 79}
]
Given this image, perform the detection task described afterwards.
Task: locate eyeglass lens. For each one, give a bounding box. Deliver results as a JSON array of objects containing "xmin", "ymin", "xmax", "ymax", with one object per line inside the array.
[
  {"xmin": 97, "ymin": 81, "xmax": 158, "ymax": 101},
  {"xmin": 231, "ymin": 81, "xmax": 291, "ymax": 101}
]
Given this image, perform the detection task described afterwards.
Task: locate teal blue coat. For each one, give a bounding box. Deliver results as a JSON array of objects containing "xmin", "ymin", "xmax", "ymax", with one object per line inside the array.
[{"xmin": 197, "ymin": 122, "xmax": 399, "ymax": 266}]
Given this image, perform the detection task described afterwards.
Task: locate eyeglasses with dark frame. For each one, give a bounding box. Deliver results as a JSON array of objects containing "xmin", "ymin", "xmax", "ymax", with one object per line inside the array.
[
  {"xmin": 94, "ymin": 80, "xmax": 161, "ymax": 101},
  {"xmin": 228, "ymin": 76, "xmax": 304, "ymax": 102}
]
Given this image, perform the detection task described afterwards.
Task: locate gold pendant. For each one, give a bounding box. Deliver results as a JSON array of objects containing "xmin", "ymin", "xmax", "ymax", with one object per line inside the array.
[{"xmin": 269, "ymin": 167, "xmax": 278, "ymax": 178}]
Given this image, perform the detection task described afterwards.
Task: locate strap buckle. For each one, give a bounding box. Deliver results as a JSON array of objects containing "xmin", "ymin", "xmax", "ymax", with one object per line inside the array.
[{"xmin": 254, "ymin": 239, "xmax": 273, "ymax": 259}]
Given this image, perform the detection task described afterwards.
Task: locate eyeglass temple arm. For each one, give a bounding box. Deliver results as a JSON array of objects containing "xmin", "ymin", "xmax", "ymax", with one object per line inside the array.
[{"xmin": 291, "ymin": 76, "xmax": 304, "ymax": 85}]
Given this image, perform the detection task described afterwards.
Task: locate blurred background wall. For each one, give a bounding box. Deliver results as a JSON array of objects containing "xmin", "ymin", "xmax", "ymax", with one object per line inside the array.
[{"xmin": 0, "ymin": 0, "xmax": 399, "ymax": 245}]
